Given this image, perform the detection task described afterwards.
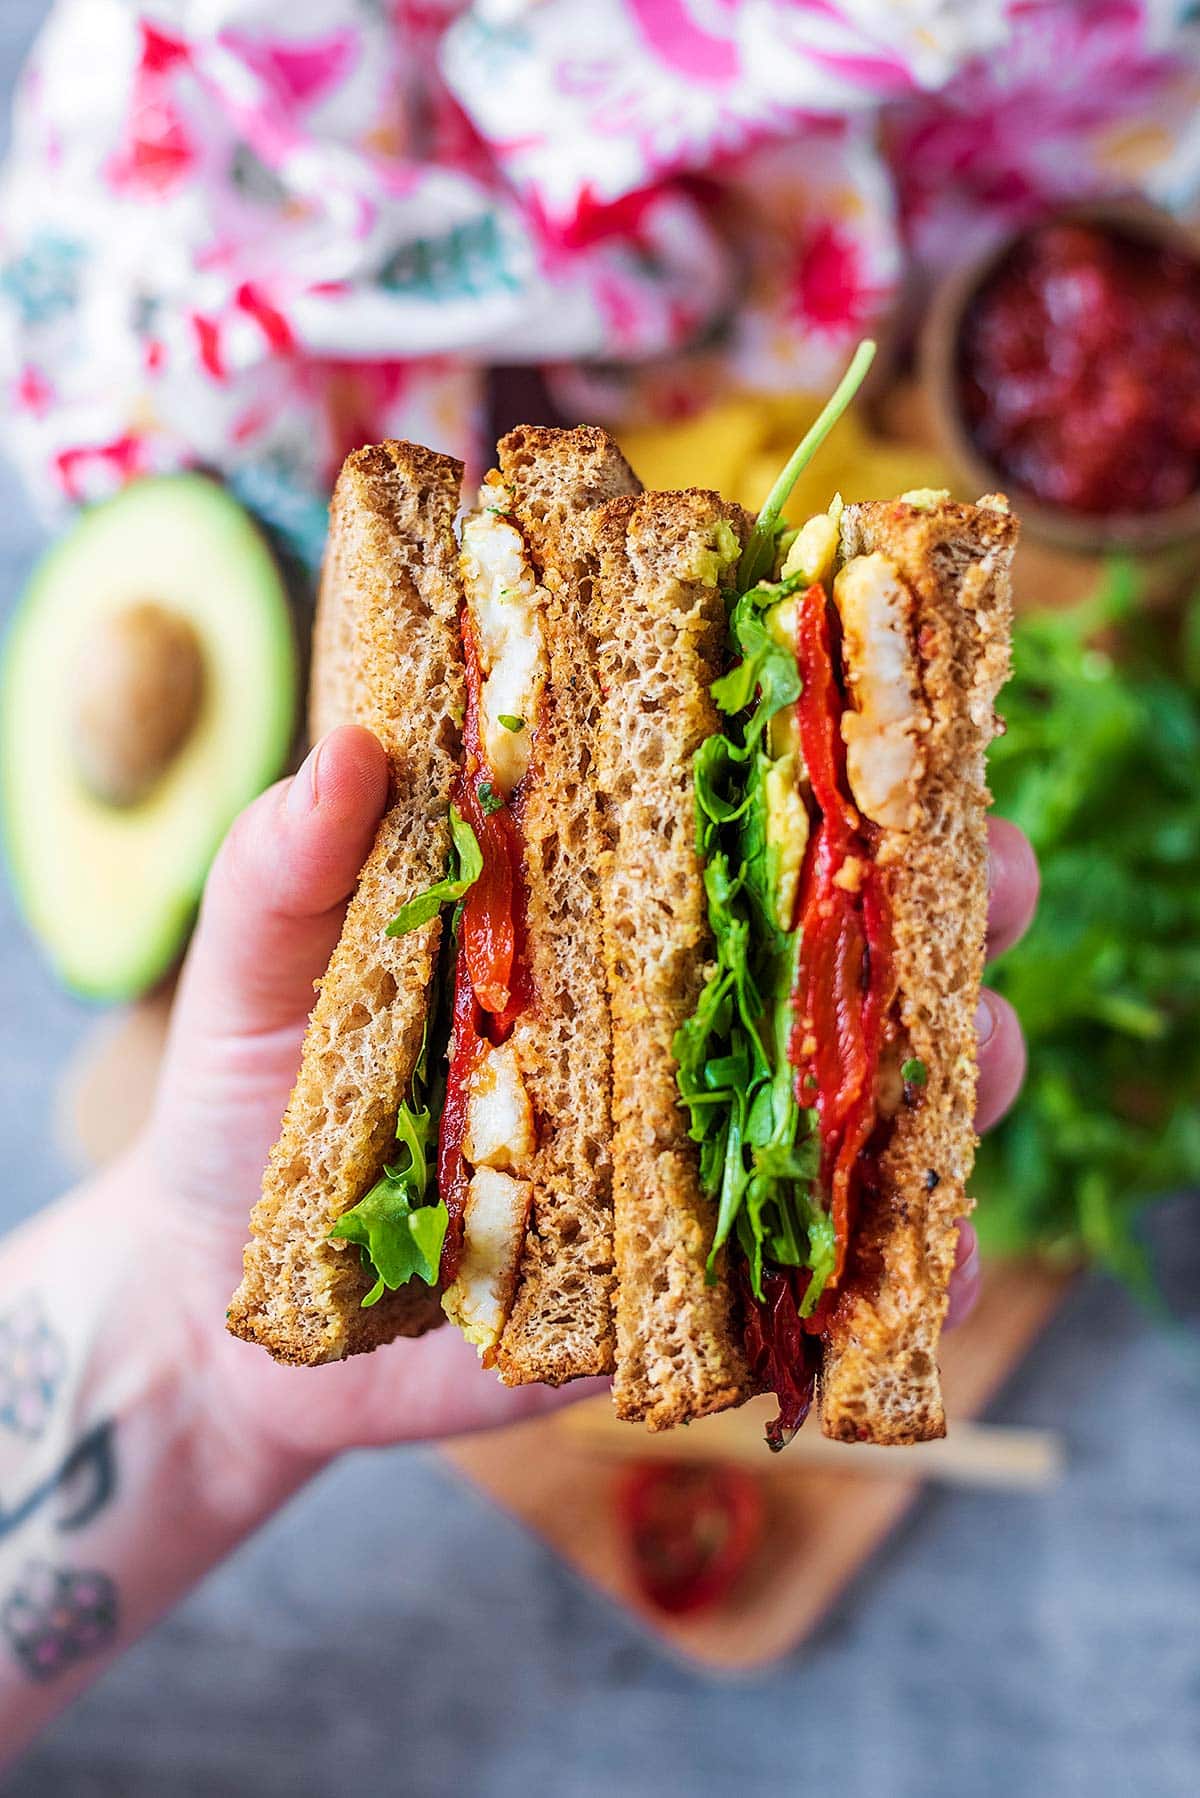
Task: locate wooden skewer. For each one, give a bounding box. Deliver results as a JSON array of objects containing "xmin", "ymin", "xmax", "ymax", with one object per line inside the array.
[{"xmin": 557, "ymin": 1397, "xmax": 1064, "ymax": 1491}]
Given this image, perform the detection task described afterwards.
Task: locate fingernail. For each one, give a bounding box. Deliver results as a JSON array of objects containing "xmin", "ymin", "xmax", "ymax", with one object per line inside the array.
[
  {"xmin": 975, "ymin": 992, "xmax": 996, "ymax": 1047},
  {"xmin": 286, "ymin": 739, "xmax": 323, "ymax": 819}
]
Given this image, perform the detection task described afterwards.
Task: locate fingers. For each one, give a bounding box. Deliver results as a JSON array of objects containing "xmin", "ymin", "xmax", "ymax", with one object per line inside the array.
[
  {"xmin": 987, "ymin": 819, "xmax": 1039, "ymax": 960},
  {"xmin": 946, "ymin": 825, "xmax": 1035, "ymax": 1335},
  {"xmin": 208, "ymin": 1321, "xmax": 613, "ymax": 1460},
  {"xmin": 345, "ymin": 1333, "xmax": 613, "ymax": 1450},
  {"xmin": 944, "ymin": 1220, "xmax": 982, "ymax": 1331},
  {"xmin": 173, "ymin": 726, "xmax": 389, "ymax": 1040},
  {"xmin": 975, "ymin": 988, "xmax": 1026, "ymax": 1132}
]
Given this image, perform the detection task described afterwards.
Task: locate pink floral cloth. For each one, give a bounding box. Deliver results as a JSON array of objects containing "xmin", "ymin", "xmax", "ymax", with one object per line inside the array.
[{"xmin": 0, "ymin": 0, "xmax": 1196, "ymax": 557}]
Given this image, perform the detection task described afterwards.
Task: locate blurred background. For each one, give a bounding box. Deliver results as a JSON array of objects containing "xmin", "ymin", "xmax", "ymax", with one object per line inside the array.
[{"xmin": 1, "ymin": 3, "xmax": 1199, "ymax": 1794}]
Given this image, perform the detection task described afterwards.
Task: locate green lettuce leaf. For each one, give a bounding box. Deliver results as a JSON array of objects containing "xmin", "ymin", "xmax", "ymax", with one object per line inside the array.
[{"xmin": 386, "ymin": 806, "xmax": 482, "ymax": 937}]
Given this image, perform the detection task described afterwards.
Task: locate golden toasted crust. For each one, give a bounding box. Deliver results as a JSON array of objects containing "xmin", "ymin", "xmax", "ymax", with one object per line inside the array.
[
  {"xmin": 490, "ymin": 428, "xmax": 642, "ymax": 1384},
  {"xmin": 590, "ymin": 490, "xmax": 757, "ymax": 1430},
  {"xmin": 227, "ymin": 441, "xmax": 465, "ymax": 1364},
  {"xmin": 819, "ymin": 495, "xmax": 1017, "ymax": 1443}
]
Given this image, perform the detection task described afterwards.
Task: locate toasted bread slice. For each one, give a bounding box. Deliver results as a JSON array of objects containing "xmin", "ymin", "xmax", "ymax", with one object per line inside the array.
[
  {"xmin": 227, "ymin": 442, "xmax": 464, "ymax": 1364},
  {"xmin": 589, "ymin": 490, "xmax": 757, "ymax": 1429},
  {"xmin": 488, "ymin": 427, "xmax": 641, "ymax": 1384},
  {"xmin": 819, "ymin": 494, "xmax": 1017, "ymax": 1443}
]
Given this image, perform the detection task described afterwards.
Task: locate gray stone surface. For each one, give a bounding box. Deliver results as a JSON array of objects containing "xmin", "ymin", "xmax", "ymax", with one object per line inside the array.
[{"xmin": 0, "ymin": 5, "xmax": 1198, "ymax": 1794}]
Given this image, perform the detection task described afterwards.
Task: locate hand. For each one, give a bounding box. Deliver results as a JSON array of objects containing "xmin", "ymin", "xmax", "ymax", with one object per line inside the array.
[
  {"xmin": 946, "ymin": 816, "xmax": 1039, "ymax": 1325},
  {"xmin": 141, "ymin": 727, "xmax": 1037, "ymax": 1464}
]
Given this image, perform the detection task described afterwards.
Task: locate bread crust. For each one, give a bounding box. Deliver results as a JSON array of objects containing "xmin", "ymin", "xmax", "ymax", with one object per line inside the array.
[
  {"xmin": 227, "ymin": 441, "xmax": 464, "ymax": 1364},
  {"xmin": 819, "ymin": 496, "xmax": 1017, "ymax": 1443},
  {"xmin": 590, "ymin": 490, "xmax": 757, "ymax": 1429},
  {"xmin": 489, "ymin": 427, "xmax": 641, "ymax": 1384}
]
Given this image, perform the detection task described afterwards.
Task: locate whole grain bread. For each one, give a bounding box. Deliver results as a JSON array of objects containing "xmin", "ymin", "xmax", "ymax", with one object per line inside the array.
[
  {"xmin": 490, "ymin": 428, "xmax": 642, "ymax": 1384},
  {"xmin": 589, "ymin": 490, "xmax": 757, "ymax": 1429},
  {"xmin": 227, "ymin": 441, "xmax": 464, "ymax": 1364},
  {"xmin": 819, "ymin": 495, "xmax": 1017, "ymax": 1443}
]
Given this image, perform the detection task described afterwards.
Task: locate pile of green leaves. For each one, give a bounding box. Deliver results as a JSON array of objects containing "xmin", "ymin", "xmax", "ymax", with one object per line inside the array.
[
  {"xmin": 673, "ymin": 570, "xmax": 831, "ymax": 1309},
  {"xmin": 976, "ymin": 565, "xmax": 1200, "ymax": 1286}
]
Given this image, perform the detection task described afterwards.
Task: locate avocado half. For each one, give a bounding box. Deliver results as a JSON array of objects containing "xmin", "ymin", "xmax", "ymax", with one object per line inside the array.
[{"xmin": 1, "ymin": 475, "xmax": 298, "ymax": 1002}]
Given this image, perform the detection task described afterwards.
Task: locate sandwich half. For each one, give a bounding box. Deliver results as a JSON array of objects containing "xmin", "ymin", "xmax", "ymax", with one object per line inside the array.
[
  {"xmin": 230, "ymin": 428, "xmax": 639, "ymax": 1378},
  {"xmin": 431, "ymin": 427, "xmax": 640, "ymax": 1378},
  {"xmin": 589, "ymin": 478, "xmax": 1016, "ymax": 1441},
  {"xmin": 227, "ymin": 440, "xmax": 463, "ymax": 1361}
]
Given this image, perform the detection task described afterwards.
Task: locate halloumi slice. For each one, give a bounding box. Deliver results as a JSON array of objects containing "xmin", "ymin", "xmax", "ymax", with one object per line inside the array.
[
  {"xmin": 462, "ymin": 1038, "xmax": 535, "ymax": 1174},
  {"xmin": 833, "ymin": 553, "xmax": 924, "ymax": 833},
  {"xmin": 442, "ymin": 1167, "xmax": 532, "ymax": 1355},
  {"xmin": 460, "ymin": 488, "xmax": 549, "ymax": 797}
]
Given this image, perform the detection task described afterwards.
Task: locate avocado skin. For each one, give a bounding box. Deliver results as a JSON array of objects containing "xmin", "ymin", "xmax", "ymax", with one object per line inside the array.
[{"xmin": 0, "ymin": 475, "xmax": 298, "ymax": 1003}]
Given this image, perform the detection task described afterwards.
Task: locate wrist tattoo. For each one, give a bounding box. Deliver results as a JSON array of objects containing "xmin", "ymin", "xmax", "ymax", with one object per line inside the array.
[
  {"xmin": 0, "ymin": 1421, "xmax": 117, "ymax": 1545},
  {"xmin": 0, "ymin": 1297, "xmax": 121, "ymax": 1682},
  {"xmin": 2, "ymin": 1562, "xmax": 118, "ymax": 1682},
  {"xmin": 0, "ymin": 1297, "xmax": 66, "ymax": 1442}
]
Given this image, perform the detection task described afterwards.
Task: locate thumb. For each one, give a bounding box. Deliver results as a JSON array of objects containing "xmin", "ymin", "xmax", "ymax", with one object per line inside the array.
[{"xmin": 172, "ymin": 725, "xmax": 389, "ymax": 1040}]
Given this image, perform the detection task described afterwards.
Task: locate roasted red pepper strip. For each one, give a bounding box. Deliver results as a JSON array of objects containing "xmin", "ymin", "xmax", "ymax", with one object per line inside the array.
[
  {"xmin": 458, "ymin": 778, "xmax": 531, "ymax": 1031},
  {"xmin": 829, "ymin": 871, "xmax": 892, "ymax": 1259},
  {"xmin": 457, "ymin": 615, "xmax": 531, "ymax": 1025},
  {"xmin": 436, "ymin": 610, "xmax": 533, "ymax": 1280},
  {"xmin": 789, "ymin": 583, "xmax": 894, "ymax": 1287},
  {"xmin": 795, "ymin": 582, "xmax": 857, "ymax": 842}
]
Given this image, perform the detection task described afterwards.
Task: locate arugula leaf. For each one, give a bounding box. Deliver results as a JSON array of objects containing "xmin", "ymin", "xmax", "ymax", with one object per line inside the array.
[
  {"xmin": 477, "ymin": 780, "xmax": 504, "ymax": 815},
  {"xmin": 329, "ymin": 1169, "xmax": 448, "ymax": 1303},
  {"xmin": 497, "ymin": 714, "xmax": 524, "ymax": 733},
  {"xmin": 329, "ymin": 1088, "xmax": 447, "ymax": 1302},
  {"xmin": 975, "ymin": 565, "xmax": 1200, "ymax": 1292},
  {"xmin": 330, "ymin": 949, "xmax": 455, "ymax": 1304},
  {"xmin": 694, "ymin": 732, "xmax": 753, "ymax": 854},
  {"xmin": 386, "ymin": 806, "xmax": 482, "ymax": 936},
  {"xmin": 738, "ymin": 338, "xmax": 876, "ymax": 591},
  {"xmin": 738, "ymin": 751, "xmax": 780, "ymax": 946},
  {"xmin": 676, "ymin": 557, "xmax": 837, "ymax": 1304},
  {"xmin": 711, "ymin": 587, "xmax": 802, "ymax": 746}
]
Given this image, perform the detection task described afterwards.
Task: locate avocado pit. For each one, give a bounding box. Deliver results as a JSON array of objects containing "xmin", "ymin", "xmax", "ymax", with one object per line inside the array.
[{"xmin": 69, "ymin": 601, "xmax": 205, "ymax": 808}]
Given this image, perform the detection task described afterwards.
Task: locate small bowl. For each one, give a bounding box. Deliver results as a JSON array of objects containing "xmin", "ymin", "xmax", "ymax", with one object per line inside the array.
[{"xmin": 920, "ymin": 199, "xmax": 1200, "ymax": 554}]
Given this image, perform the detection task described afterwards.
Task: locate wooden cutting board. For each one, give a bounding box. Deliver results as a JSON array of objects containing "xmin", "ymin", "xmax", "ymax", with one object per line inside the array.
[{"xmin": 441, "ymin": 1257, "xmax": 1070, "ymax": 1672}]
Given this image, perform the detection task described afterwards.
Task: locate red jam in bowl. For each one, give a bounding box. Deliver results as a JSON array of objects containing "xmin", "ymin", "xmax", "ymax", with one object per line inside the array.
[{"xmin": 958, "ymin": 221, "xmax": 1200, "ymax": 516}]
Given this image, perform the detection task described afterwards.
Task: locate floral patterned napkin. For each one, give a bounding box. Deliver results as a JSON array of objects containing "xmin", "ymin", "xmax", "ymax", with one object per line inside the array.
[{"xmin": 0, "ymin": 1, "xmax": 1196, "ymax": 559}]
